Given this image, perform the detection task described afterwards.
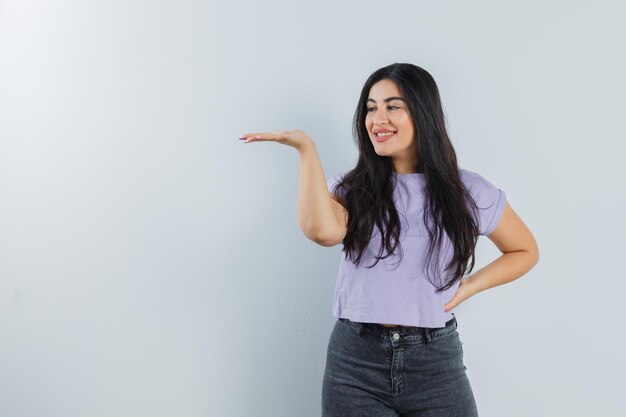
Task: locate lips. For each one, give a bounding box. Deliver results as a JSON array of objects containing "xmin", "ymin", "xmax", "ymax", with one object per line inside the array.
[{"xmin": 374, "ymin": 132, "xmax": 396, "ymax": 142}]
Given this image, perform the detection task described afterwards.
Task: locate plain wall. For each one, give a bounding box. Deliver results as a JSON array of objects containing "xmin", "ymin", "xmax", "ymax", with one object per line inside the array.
[{"xmin": 1, "ymin": 0, "xmax": 624, "ymax": 416}]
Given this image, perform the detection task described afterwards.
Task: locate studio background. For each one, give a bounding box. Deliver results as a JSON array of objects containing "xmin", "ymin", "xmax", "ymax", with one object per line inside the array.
[{"xmin": 1, "ymin": 1, "xmax": 624, "ymax": 416}]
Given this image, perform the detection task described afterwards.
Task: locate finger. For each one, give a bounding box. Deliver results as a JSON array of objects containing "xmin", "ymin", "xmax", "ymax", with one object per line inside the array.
[
  {"xmin": 247, "ymin": 132, "xmax": 276, "ymax": 142},
  {"xmin": 239, "ymin": 132, "xmax": 269, "ymax": 143},
  {"xmin": 444, "ymin": 297, "xmax": 457, "ymax": 311},
  {"xmin": 239, "ymin": 132, "xmax": 267, "ymax": 141}
]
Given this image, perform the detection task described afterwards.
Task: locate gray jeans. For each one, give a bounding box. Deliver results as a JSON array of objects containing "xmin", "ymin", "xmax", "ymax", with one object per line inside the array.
[{"xmin": 321, "ymin": 313, "xmax": 479, "ymax": 417}]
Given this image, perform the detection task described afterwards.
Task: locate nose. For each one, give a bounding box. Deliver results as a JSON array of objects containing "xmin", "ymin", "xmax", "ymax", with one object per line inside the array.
[{"xmin": 372, "ymin": 108, "xmax": 389, "ymax": 126}]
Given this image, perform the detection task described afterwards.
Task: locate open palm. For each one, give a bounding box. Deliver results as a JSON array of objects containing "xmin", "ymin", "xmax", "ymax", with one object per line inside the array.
[{"xmin": 239, "ymin": 129, "xmax": 312, "ymax": 151}]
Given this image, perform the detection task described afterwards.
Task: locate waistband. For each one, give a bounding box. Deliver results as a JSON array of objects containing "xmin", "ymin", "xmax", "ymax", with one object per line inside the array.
[{"xmin": 339, "ymin": 313, "xmax": 458, "ymax": 344}]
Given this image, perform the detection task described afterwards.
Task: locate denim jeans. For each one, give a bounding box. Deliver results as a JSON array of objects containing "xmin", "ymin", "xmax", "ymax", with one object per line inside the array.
[{"xmin": 321, "ymin": 313, "xmax": 479, "ymax": 417}]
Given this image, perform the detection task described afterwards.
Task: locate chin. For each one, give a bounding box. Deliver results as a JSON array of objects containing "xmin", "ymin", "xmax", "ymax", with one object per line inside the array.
[
  {"xmin": 373, "ymin": 150, "xmax": 393, "ymax": 157},
  {"xmin": 371, "ymin": 142, "xmax": 393, "ymax": 152}
]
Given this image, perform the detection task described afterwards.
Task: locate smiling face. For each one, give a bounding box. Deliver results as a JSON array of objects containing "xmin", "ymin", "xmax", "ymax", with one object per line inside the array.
[{"xmin": 365, "ymin": 79, "xmax": 419, "ymax": 174}]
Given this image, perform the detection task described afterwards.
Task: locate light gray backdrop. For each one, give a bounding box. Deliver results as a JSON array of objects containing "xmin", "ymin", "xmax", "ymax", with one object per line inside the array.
[{"xmin": 1, "ymin": 1, "xmax": 624, "ymax": 416}]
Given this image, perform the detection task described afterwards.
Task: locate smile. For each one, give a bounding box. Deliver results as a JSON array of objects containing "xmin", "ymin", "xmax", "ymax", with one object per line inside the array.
[{"xmin": 374, "ymin": 132, "xmax": 396, "ymax": 142}]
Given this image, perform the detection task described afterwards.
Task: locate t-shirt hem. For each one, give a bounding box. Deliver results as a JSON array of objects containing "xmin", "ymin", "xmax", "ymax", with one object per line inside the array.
[{"xmin": 334, "ymin": 311, "xmax": 453, "ymax": 329}]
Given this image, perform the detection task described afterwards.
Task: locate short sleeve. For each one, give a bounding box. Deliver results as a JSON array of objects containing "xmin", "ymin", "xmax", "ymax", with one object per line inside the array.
[
  {"xmin": 462, "ymin": 170, "xmax": 507, "ymax": 236},
  {"xmin": 327, "ymin": 172, "xmax": 347, "ymax": 198}
]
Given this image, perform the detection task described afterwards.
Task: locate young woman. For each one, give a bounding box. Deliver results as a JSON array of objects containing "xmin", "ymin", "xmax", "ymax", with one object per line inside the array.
[{"xmin": 239, "ymin": 63, "xmax": 539, "ymax": 417}]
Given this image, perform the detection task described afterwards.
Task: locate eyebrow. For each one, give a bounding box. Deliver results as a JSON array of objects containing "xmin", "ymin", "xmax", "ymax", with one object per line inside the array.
[{"xmin": 367, "ymin": 96, "xmax": 406, "ymax": 104}]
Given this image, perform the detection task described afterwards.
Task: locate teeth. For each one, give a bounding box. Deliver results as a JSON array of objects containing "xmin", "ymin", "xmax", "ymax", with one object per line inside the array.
[{"xmin": 376, "ymin": 132, "xmax": 395, "ymax": 137}]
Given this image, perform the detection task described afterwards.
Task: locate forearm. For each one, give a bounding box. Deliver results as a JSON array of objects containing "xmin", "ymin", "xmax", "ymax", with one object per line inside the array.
[
  {"xmin": 469, "ymin": 250, "xmax": 539, "ymax": 293},
  {"xmin": 296, "ymin": 139, "xmax": 338, "ymax": 240}
]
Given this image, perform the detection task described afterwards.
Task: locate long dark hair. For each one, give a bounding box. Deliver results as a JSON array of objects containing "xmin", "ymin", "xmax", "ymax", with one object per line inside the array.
[{"xmin": 330, "ymin": 63, "xmax": 482, "ymax": 292}]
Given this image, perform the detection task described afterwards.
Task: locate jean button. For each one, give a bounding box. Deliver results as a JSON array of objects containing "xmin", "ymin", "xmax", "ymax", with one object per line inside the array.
[{"xmin": 393, "ymin": 332, "xmax": 400, "ymax": 340}]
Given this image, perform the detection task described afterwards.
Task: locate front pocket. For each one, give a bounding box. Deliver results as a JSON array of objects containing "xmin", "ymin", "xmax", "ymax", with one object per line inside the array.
[{"xmin": 339, "ymin": 318, "xmax": 362, "ymax": 336}]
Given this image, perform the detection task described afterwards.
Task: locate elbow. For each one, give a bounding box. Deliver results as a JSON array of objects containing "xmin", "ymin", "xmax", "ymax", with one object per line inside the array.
[
  {"xmin": 302, "ymin": 226, "xmax": 320, "ymax": 243},
  {"xmin": 530, "ymin": 239, "xmax": 540, "ymax": 266},
  {"xmin": 306, "ymin": 228, "xmax": 342, "ymax": 247},
  {"xmin": 520, "ymin": 235, "xmax": 540, "ymax": 267},
  {"xmin": 299, "ymin": 219, "xmax": 322, "ymax": 241},
  {"xmin": 310, "ymin": 231, "xmax": 339, "ymax": 247},
  {"xmin": 525, "ymin": 244, "xmax": 540, "ymax": 269},
  {"xmin": 505, "ymin": 245, "xmax": 539, "ymax": 270},
  {"xmin": 302, "ymin": 225, "xmax": 329, "ymax": 246}
]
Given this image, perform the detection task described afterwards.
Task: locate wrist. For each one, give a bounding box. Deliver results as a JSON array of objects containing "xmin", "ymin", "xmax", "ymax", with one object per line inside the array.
[
  {"xmin": 466, "ymin": 275, "xmax": 485, "ymax": 295},
  {"xmin": 297, "ymin": 136, "xmax": 315, "ymax": 152}
]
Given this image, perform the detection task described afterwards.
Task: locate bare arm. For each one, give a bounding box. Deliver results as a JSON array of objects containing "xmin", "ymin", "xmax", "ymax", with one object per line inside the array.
[
  {"xmin": 469, "ymin": 201, "xmax": 540, "ymax": 293},
  {"xmin": 297, "ymin": 139, "xmax": 348, "ymax": 246},
  {"xmin": 239, "ymin": 130, "xmax": 347, "ymax": 247}
]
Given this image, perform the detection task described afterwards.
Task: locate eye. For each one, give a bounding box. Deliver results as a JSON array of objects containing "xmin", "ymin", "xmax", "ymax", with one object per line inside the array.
[{"xmin": 367, "ymin": 106, "xmax": 399, "ymax": 112}]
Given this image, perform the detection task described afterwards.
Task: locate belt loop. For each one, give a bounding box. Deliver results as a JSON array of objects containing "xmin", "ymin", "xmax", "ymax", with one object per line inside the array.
[{"xmin": 422, "ymin": 327, "xmax": 432, "ymax": 343}]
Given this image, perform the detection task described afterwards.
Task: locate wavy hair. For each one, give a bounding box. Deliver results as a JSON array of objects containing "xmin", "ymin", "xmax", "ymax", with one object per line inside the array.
[{"xmin": 330, "ymin": 63, "xmax": 482, "ymax": 292}]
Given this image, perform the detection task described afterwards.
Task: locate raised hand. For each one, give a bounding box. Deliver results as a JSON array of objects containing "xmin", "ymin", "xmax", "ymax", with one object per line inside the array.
[{"xmin": 239, "ymin": 129, "xmax": 313, "ymax": 151}]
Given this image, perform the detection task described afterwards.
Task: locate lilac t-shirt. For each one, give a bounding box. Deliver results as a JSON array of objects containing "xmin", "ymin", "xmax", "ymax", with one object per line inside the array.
[{"xmin": 326, "ymin": 168, "xmax": 506, "ymax": 328}]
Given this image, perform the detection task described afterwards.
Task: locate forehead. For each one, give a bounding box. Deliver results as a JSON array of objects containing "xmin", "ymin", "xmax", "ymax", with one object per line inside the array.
[{"xmin": 368, "ymin": 79, "xmax": 402, "ymax": 99}]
